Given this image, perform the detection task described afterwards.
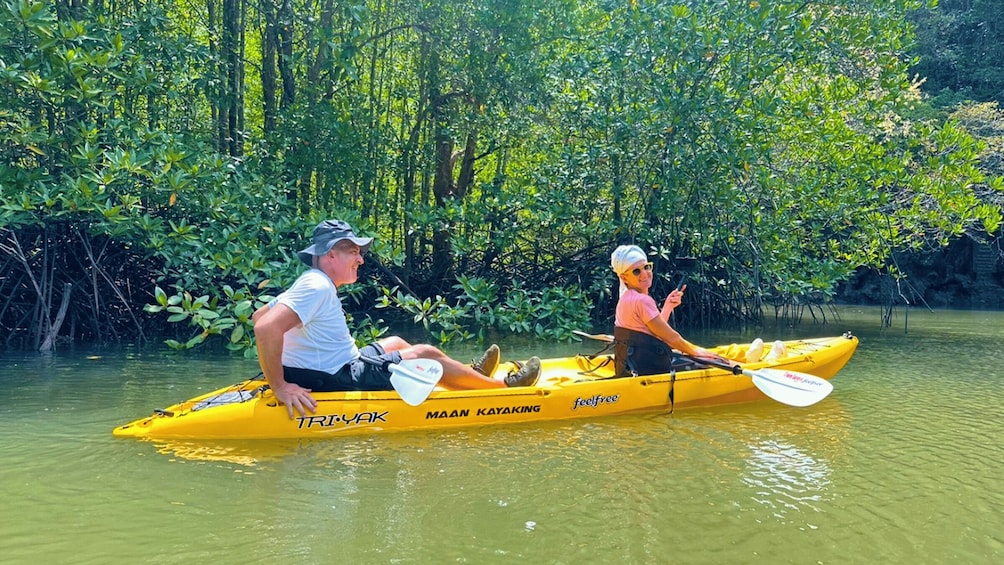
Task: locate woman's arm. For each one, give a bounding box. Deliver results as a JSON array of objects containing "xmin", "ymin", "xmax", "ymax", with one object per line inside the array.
[
  {"xmin": 659, "ymin": 284, "xmax": 686, "ymax": 322},
  {"xmin": 643, "ymin": 314, "xmax": 706, "ymax": 357}
]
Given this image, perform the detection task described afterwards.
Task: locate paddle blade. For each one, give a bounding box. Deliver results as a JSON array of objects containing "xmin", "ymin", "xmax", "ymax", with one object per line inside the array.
[
  {"xmin": 389, "ymin": 359, "xmax": 444, "ymax": 406},
  {"xmin": 572, "ymin": 330, "xmax": 614, "ymax": 343},
  {"xmin": 746, "ymin": 368, "xmax": 834, "ymax": 407}
]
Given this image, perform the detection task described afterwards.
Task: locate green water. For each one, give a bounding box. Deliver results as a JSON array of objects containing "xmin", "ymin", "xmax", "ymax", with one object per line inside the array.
[{"xmin": 1, "ymin": 306, "xmax": 1002, "ymax": 564}]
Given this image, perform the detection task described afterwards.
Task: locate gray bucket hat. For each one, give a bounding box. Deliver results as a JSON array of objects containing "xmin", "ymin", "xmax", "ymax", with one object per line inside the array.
[{"xmin": 297, "ymin": 220, "xmax": 373, "ymax": 266}]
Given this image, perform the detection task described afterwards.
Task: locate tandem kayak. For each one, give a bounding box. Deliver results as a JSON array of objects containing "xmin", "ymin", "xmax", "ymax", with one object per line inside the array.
[{"xmin": 113, "ymin": 333, "xmax": 858, "ymax": 440}]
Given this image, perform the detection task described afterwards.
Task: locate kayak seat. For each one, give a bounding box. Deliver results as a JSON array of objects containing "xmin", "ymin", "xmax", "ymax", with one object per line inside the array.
[{"xmin": 613, "ymin": 327, "xmax": 701, "ymax": 378}]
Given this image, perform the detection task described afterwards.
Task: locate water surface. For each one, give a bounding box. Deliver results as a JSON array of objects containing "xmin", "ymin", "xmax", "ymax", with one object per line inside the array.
[{"xmin": 1, "ymin": 306, "xmax": 1001, "ymax": 564}]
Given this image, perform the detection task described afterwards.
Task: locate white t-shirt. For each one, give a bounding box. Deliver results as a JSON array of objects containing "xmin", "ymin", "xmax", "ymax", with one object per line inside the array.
[{"xmin": 276, "ymin": 269, "xmax": 359, "ymax": 374}]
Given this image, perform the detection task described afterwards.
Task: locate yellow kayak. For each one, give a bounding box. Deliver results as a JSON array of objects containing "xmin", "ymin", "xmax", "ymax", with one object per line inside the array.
[{"xmin": 112, "ymin": 334, "xmax": 858, "ymax": 440}]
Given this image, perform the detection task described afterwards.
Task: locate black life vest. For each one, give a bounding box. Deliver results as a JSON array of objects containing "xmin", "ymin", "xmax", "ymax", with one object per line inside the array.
[{"xmin": 613, "ymin": 326, "xmax": 700, "ymax": 378}]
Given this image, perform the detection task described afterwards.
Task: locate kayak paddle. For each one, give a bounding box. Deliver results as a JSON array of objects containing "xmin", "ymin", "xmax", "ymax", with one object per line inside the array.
[
  {"xmin": 572, "ymin": 330, "xmax": 833, "ymax": 407},
  {"xmin": 573, "ymin": 330, "xmax": 615, "ymax": 342},
  {"xmin": 389, "ymin": 358, "xmax": 444, "ymax": 406},
  {"xmin": 679, "ymin": 353, "xmax": 833, "ymax": 407},
  {"xmin": 362, "ymin": 356, "xmax": 445, "ymax": 406}
]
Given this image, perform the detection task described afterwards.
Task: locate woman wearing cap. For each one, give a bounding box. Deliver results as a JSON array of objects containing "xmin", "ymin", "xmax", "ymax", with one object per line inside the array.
[
  {"xmin": 254, "ymin": 219, "xmax": 541, "ymax": 419},
  {"xmin": 610, "ymin": 245, "xmax": 718, "ymax": 378}
]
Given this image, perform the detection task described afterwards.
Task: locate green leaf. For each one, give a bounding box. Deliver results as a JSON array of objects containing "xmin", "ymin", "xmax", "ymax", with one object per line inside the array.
[{"xmin": 196, "ymin": 309, "xmax": 220, "ymax": 320}]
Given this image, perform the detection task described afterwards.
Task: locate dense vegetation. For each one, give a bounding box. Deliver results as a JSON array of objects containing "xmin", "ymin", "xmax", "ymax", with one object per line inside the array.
[{"xmin": 2, "ymin": 0, "xmax": 1002, "ymax": 352}]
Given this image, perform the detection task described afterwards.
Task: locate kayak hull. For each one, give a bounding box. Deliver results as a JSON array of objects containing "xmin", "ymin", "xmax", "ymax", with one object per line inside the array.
[{"xmin": 113, "ymin": 334, "xmax": 858, "ymax": 440}]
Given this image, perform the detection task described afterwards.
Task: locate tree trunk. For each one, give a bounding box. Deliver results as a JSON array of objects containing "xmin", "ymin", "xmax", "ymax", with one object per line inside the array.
[
  {"xmin": 207, "ymin": 0, "xmax": 225, "ymax": 152},
  {"xmin": 456, "ymin": 129, "xmax": 478, "ymax": 199},
  {"xmin": 430, "ymin": 111, "xmax": 456, "ymax": 284},
  {"xmin": 278, "ymin": 0, "xmax": 295, "ymax": 109},
  {"xmin": 39, "ymin": 283, "xmax": 72, "ymax": 352},
  {"xmin": 400, "ymin": 37, "xmax": 432, "ymax": 285},
  {"xmin": 309, "ymin": 0, "xmax": 334, "ymax": 86},
  {"xmin": 261, "ymin": 0, "xmax": 278, "ymax": 134},
  {"xmin": 222, "ymin": 0, "xmax": 241, "ymax": 156}
]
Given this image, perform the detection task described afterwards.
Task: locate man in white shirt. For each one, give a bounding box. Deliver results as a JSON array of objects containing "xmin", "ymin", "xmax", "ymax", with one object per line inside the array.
[{"xmin": 254, "ymin": 220, "xmax": 541, "ymax": 418}]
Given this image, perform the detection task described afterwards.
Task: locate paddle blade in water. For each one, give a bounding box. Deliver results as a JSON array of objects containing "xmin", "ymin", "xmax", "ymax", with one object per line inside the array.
[
  {"xmin": 748, "ymin": 368, "xmax": 834, "ymax": 407},
  {"xmin": 389, "ymin": 359, "xmax": 445, "ymax": 406}
]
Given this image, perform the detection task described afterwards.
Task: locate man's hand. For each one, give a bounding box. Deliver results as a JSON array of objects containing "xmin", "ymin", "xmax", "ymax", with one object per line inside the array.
[
  {"xmin": 273, "ymin": 382, "xmax": 317, "ymax": 419},
  {"xmin": 254, "ymin": 303, "xmax": 314, "ymax": 419}
]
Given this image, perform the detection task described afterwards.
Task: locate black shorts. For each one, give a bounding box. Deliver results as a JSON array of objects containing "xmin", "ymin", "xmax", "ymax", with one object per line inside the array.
[{"xmin": 282, "ymin": 343, "xmax": 404, "ymax": 392}]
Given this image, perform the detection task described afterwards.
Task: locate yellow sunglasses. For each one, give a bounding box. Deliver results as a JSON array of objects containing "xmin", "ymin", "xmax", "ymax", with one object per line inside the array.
[{"xmin": 626, "ymin": 262, "xmax": 653, "ymax": 276}]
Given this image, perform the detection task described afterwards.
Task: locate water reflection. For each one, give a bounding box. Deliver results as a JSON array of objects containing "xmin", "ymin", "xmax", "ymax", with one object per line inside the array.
[
  {"xmin": 743, "ymin": 438, "xmax": 832, "ymax": 515},
  {"xmin": 674, "ymin": 397, "xmax": 852, "ymax": 524},
  {"xmin": 151, "ymin": 438, "xmax": 304, "ymax": 466}
]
